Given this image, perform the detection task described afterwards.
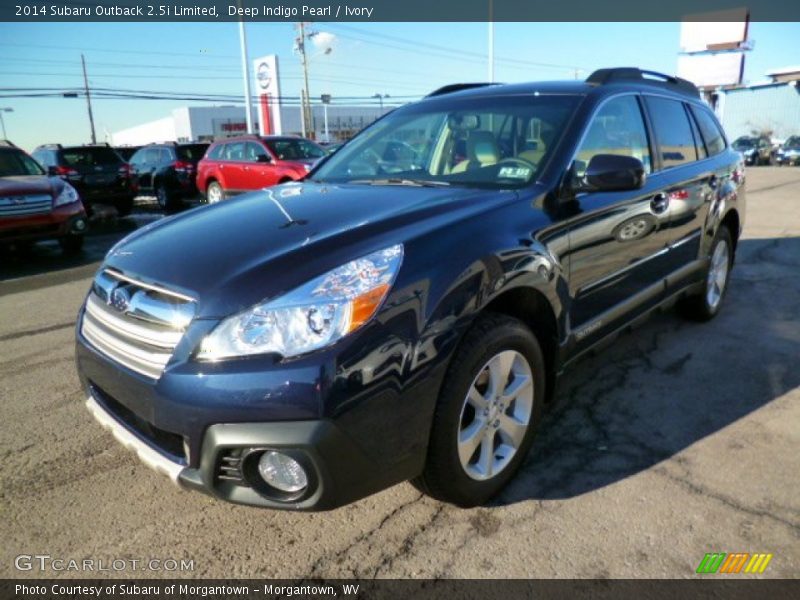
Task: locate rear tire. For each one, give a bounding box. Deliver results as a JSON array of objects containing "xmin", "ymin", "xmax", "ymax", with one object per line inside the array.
[
  {"xmin": 414, "ymin": 313, "xmax": 546, "ymax": 507},
  {"xmin": 206, "ymin": 181, "xmax": 225, "ymax": 203},
  {"xmin": 156, "ymin": 183, "xmax": 177, "ymax": 212},
  {"xmin": 677, "ymin": 225, "xmax": 733, "ymax": 321},
  {"xmin": 59, "ymin": 235, "xmax": 84, "ymax": 256}
]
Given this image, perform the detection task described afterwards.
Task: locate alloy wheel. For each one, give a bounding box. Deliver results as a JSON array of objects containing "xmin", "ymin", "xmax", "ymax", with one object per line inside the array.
[
  {"xmin": 706, "ymin": 239, "xmax": 730, "ymax": 310},
  {"xmin": 457, "ymin": 350, "xmax": 534, "ymax": 481}
]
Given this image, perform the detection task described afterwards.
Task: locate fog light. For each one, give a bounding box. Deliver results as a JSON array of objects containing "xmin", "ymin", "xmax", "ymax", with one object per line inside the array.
[
  {"xmin": 73, "ymin": 219, "xmax": 86, "ymax": 231},
  {"xmin": 257, "ymin": 451, "xmax": 308, "ymax": 493}
]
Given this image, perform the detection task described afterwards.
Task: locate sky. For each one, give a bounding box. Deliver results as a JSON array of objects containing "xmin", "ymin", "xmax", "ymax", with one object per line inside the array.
[{"xmin": 0, "ymin": 21, "xmax": 798, "ymax": 151}]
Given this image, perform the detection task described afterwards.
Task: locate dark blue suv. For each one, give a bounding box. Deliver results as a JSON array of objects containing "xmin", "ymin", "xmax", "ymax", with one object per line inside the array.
[{"xmin": 75, "ymin": 68, "xmax": 745, "ymax": 510}]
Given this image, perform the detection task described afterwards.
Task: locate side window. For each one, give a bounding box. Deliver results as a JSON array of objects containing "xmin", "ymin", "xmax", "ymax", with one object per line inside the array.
[
  {"xmin": 575, "ymin": 95, "xmax": 652, "ymax": 176},
  {"xmin": 32, "ymin": 150, "xmax": 48, "ymax": 166},
  {"xmin": 207, "ymin": 144, "xmax": 224, "ymax": 160},
  {"xmin": 645, "ymin": 96, "xmax": 698, "ymax": 169},
  {"xmin": 245, "ymin": 142, "xmax": 269, "ymax": 162},
  {"xmin": 144, "ymin": 148, "xmax": 160, "ymax": 165},
  {"xmin": 159, "ymin": 148, "xmax": 174, "ymax": 164},
  {"xmin": 686, "ymin": 105, "xmax": 707, "ymax": 160},
  {"xmin": 224, "ymin": 142, "xmax": 245, "ymax": 161}
]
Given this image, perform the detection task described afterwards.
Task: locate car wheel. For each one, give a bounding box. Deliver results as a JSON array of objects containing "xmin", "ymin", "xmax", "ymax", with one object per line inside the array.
[
  {"xmin": 59, "ymin": 235, "xmax": 84, "ymax": 256},
  {"xmin": 115, "ymin": 195, "xmax": 135, "ymax": 217},
  {"xmin": 207, "ymin": 181, "xmax": 225, "ymax": 203},
  {"xmin": 414, "ymin": 312, "xmax": 546, "ymax": 507},
  {"xmin": 156, "ymin": 184, "xmax": 173, "ymax": 211},
  {"xmin": 677, "ymin": 225, "xmax": 733, "ymax": 321}
]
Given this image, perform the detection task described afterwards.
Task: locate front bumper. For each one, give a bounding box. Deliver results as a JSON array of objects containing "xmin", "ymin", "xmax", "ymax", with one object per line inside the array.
[
  {"xmin": 84, "ymin": 391, "xmax": 404, "ymax": 510},
  {"xmin": 75, "ymin": 311, "xmax": 439, "ymax": 510},
  {"xmin": 0, "ymin": 205, "xmax": 87, "ymax": 243}
]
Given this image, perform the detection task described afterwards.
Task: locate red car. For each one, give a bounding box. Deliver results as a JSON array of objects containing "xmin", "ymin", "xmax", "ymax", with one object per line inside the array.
[
  {"xmin": 196, "ymin": 136, "xmax": 326, "ymax": 203},
  {"xmin": 0, "ymin": 141, "xmax": 88, "ymax": 255}
]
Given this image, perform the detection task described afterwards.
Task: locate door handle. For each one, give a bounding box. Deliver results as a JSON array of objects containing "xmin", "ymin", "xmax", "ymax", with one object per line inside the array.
[{"xmin": 650, "ymin": 193, "xmax": 669, "ymax": 214}]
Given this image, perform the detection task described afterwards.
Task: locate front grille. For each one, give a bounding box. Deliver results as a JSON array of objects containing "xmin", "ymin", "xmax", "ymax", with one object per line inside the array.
[
  {"xmin": 0, "ymin": 194, "xmax": 52, "ymax": 217},
  {"xmin": 81, "ymin": 269, "xmax": 195, "ymax": 380}
]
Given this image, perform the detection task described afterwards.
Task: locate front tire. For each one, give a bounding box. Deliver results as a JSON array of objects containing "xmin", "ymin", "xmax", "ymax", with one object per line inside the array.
[
  {"xmin": 678, "ymin": 226, "xmax": 733, "ymax": 321},
  {"xmin": 415, "ymin": 313, "xmax": 546, "ymax": 507}
]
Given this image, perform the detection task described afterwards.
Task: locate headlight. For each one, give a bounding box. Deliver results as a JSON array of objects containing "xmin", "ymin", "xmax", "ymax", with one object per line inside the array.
[
  {"xmin": 53, "ymin": 183, "xmax": 79, "ymax": 207},
  {"xmin": 199, "ymin": 244, "xmax": 403, "ymax": 360}
]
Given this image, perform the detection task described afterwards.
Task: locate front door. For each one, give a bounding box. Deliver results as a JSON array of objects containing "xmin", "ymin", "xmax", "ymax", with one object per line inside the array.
[{"xmin": 566, "ymin": 95, "xmax": 673, "ymax": 339}]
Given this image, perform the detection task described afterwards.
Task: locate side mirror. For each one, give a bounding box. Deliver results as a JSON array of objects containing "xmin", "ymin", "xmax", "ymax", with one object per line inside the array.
[
  {"xmin": 47, "ymin": 165, "xmax": 59, "ymax": 176},
  {"xmin": 582, "ymin": 154, "xmax": 645, "ymax": 192},
  {"xmin": 256, "ymin": 154, "xmax": 272, "ymax": 163}
]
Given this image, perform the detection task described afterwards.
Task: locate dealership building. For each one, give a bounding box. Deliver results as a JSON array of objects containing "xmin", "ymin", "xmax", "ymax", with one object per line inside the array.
[
  {"xmin": 110, "ymin": 103, "xmax": 394, "ymax": 146},
  {"xmin": 713, "ymin": 68, "xmax": 800, "ymax": 142}
]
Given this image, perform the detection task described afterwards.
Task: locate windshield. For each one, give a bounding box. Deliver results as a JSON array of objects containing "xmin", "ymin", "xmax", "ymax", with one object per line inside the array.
[
  {"xmin": 733, "ymin": 138, "xmax": 755, "ymax": 149},
  {"xmin": 0, "ymin": 149, "xmax": 45, "ymax": 177},
  {"xmin": 266, "ymin": 138, "xmax": 326, "ymax": 160},
  {"xmin": 310, "ymin": 94, "xmax": 580, "ymax": 189}
]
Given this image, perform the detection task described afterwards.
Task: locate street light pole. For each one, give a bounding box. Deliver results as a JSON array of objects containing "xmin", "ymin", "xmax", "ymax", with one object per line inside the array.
[
  {"xmin": 81, "ymin": 54, "xmax": 97, "ymax": 144},
  {"xmin": 238, "ymin": 14, "xmax": 255, "ymax": 134},
  {"xmin": 373, "ymin": 93, "xmax": 389, "ymax": 112},
  {"xmin": 488, "ymin": 0, "xmax": 494, "ymax": 82},
  {"xmin": 297, "ymin": 22, "xmax": 313, "ymax": 139},
  {"xmin": 0, "ymin": 108, "xmax": 12, "ymax": 139}
]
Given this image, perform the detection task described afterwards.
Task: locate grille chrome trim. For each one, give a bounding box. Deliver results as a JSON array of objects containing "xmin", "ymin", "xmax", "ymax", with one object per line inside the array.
[
  {"xmin": 105, "ymin": 268, "xmax": 196, "ymax": 302},
  {"xmin": 85, "ymin": 294, "xmax": 182, "ymax": 349},
  {"xmin": 85, "ymin": 394, "xmax": 183, "ymax": 483},
  {"xmin": 0, "ymin": 194, "xmax": 52, "ymax": 217},
  {"xmin": 81, "ymin": 270, "xmax": 196, "ymax": 380}
]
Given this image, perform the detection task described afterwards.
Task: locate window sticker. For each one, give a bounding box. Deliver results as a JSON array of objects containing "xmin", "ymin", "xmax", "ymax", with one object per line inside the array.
[{"xmin": 498, "ymin": 166, "xmax": 532, "ymax": 179}]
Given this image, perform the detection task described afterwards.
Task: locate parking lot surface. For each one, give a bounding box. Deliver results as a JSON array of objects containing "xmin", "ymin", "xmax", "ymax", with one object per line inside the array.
[{"xmin": 1, "ymin": 169, "xmax": 798, "ymax": 578}]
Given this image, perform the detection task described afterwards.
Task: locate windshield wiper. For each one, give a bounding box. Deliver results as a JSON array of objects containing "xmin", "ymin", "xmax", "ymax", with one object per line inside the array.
[{"xmin": 349, "ymin": 178, "xmax": 450, "ymax": 188}]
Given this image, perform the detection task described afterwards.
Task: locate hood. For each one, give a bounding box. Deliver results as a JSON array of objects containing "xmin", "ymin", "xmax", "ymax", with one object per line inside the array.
[
  {"xmin": 0, "ymin": 175, "xmax": 60, "ymax": 198},
  {"xmin": 105, "ymin": 182, "xmax": 520, "ymax": 318}
]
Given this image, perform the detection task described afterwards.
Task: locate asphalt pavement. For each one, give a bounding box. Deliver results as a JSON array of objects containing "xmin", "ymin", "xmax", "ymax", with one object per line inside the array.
[{"xmin": 1, "ymin": 169, "xmax": 798, "ymax": 578}]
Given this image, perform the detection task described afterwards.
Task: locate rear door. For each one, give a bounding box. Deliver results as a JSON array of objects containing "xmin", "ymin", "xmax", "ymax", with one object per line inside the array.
[
  {"xmin": 641, "ymin": 96, "xmax": 712, "ymax": 278},
  {"xmin": 220, "ymin": 141, "xmax": 246, "ymax": 191},
  {"xmin": 132, "ymin": 147, "xmax": 158, "ymax": 192},
  {"xmin": 567, "ymin": 94, "xmax": 673, "ymax": 334}
]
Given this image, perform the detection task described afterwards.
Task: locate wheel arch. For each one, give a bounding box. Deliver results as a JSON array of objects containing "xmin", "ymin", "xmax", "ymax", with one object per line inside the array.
[
  {"xmin": 482, "ymin": 287, "xmax": 560, "ymax": 403},
  {"xmin": 720, "ymin": 208, "xmax": 741, "ymax": 254}
]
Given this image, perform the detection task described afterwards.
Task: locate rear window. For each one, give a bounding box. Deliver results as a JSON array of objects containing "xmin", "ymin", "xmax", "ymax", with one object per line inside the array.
[
  {"xmin": 207, "ymin": 144, "xmax": 224, "ymax": 160},
  {"xmin": 690, "ymin": 106, "xmax": 726, "ymax": 156},
  {"xmin": 265, "ymin": 139, "xmax": 326, "ymax": 160},
  {"xmin": 644, "ymin": 96, "xmax": 697, "ymax": 169},
  {"xmin": 783, "ymin": 136, "xmax": 800, "ymax": 148},
  {"xmin": 177, "ymin": 144, "xmax": 209, "ymax": 161},
  {"xmin": 62, "ymin": 147, "xmax": 122, "ymax": 167},
  {"xmin": 0, "ymin": 149, "xmax": 45, "ymax": 177}
]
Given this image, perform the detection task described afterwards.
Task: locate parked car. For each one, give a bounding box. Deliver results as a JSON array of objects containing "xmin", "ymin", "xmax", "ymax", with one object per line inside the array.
[
  {"xmin": 775, "ymin": 135, "xmax": 800, "ymax": 166},
  {"xmin": 128, "ymin": 142, "xmax": 209, "ymax": 211},
  {"xmin": 731, "ymin": 136, "xmax": 772, "ymax": 166},
  {"xmin": 0, "ymin": 140, "xmax": 88, "ymax": 254},
  {"xmin": 75, "ymin": 68, "xmax": 744, "ymax": 510},
  {"xmin": 31, "ymin": 143, "xmax": 135, "ymax": 215},
  {"xmin": 196, "ymin": 135, "xmax": 326, "ymax": 203},
  {"xmin": 114, "ymin": 145, "xmax": 143, "ymax": 162}
]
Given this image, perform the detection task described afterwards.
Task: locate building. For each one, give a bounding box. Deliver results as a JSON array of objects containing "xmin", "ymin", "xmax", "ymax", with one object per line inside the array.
[
  {"xmin": 715, "ymin": 68, "xmax": 800, "ymax": 142},
  {"xmin": 111, "ymin": 103, "xmax": 395, "ymax": 146}
]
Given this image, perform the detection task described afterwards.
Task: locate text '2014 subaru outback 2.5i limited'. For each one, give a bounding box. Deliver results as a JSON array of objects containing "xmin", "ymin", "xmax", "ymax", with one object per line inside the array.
[{"xmin": 75, "ymin": 68, "xmax": 745, "ymax": 510}]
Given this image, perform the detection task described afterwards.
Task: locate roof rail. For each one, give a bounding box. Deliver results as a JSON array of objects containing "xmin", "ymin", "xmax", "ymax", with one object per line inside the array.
[
  {"xmin": 0, "ymin": 139, "xmax": 17, "ymax": 148},
  {"xmin": 37, "ymin": 143, "xmax": 63, "ymax": 149},
  {"xmin": 586, "ymin": 68, "xmax": 699, "ymax": 98},
  {"xmin": 427, "ymin": 83, "xmax": 500, "ymax": 98}
]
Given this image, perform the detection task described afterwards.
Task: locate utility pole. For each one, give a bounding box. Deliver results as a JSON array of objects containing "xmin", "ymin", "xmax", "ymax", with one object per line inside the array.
[
  {"xmin": 238, "ymin": 16, "xmax": 255, "ymax": 134},
  {"xmin": 296, "ymin": 22, "xmax": 313, "ymax": 139},
  {"xmin": 81, "ymin": 54, "xmax": 96, "ymax": 144}
]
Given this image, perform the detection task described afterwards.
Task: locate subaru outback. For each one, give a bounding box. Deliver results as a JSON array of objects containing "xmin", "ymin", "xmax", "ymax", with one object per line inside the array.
[{"xmin": 75, "ymin": 68, "xmax": 745, "ymax": 510}]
